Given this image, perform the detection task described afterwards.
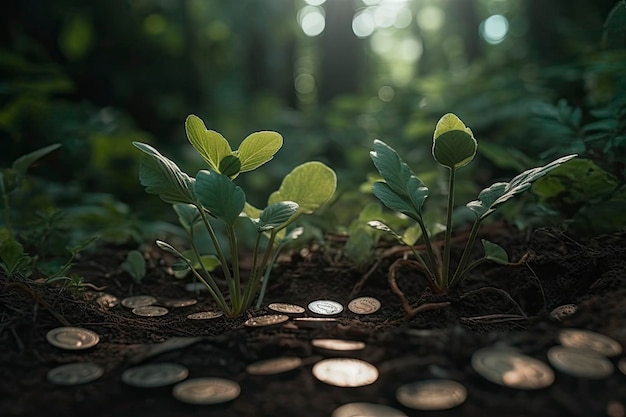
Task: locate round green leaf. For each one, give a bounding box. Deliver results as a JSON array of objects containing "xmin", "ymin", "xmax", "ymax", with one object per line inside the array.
[
  {"xmin": 433, "ymin": 113, "xmax": 472, "ymax": 139},
  {"xmin": 432, "ymin": 130, "xmax": 477, "ymax": 169},
  {"xmin": 482, "ymin": 239, "xmax": 509, "ymax": 265},
  {"xmin": 194, "ymin": 170, "xmax": 245, "ymax": 226},
  {"xmin": 219, "ymin": 155, "xmax": 242, "ymax": 179},
  {"xmin": 257, "ymin": 201, "xmax": 299, "ymax": 231},
  {"xmin": 268, "ymin": 162, "xmax": 336, "ymax": 214},
  {"xmin": 237, "ymin": 131, "xmax": 283, "ymax": 172},
  {"xmin": 185, "ymin": 115, "xmax": 233, "ymax": 172}
]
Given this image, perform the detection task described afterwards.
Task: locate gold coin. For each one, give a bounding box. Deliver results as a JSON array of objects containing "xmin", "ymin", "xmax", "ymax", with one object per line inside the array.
[
  {"xmin": 47, "ymin": 362, "xmax": 104, "ymax": 385},
  {"xmin": 268, "ymin": 302, "xmax": 305, "ymax": 315},
  {"xmin": 558, "ymin": 329, "xmax": 622, "ymax": 357},
  {"xmin": 332, "ymin": 402, "xmax": 407, "ymax": 417},
  {"xmin": 163, "ymin": 299, "xmax": 198, "ymax": 308},
  {"xmin": 292, "ymin": 317, "xmax": 338, "ymax": 328},
  {"xmin": 187, "ymin": 311, "xmax": 223, "ymax": 320},
  {"xmin": 246, "ymin": 357, "xmax": 303, "ymax": 375},
  {"xmin": 312, "ymin": 358, "xmax": 378, "ymax": 387},
  {"xmin": 471, "ymin": 347, "xmax": 554, "ymax": 390},
  {"xmin": 132, "ymin": 306, "xmax": 169, "ymax": 317},
  {"xmin": 122, "ymin": 363, "xmax": 189, "ymax": 387},
  {"xmin": 348, "ymin": 297, "xmax": 381, "ymax": 315},
  {"xmin": 244, "ymin": 314, "xmax": 289, "ymax": 327},
  {"xmin": 311, "ymin": 338, "xmax": 366, "ymax": 351},
  {"xmin": 173, "ymin": 377, "xmax": 240, "ymax": 405},
  {"xmin": 396, "ymin": 379, "xmax": 467, "ymax": 410},
  {"xmin": 46, "ymin": 327, "xmax": 100, "ymax": 350},
  {"xmin": 121, "ymin": 295, "xmax": 157, "ymax": 308},
  {"xmin": 547, "ymin": 346, "xmax": 614, "ymax": 379}
]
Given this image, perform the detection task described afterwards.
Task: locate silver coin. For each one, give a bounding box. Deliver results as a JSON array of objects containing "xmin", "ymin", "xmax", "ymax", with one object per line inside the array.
[
  {"xmin": 311, "ymin": 338, "xmax": 366, "ymax": 351},
  {"xmin": 293, "ymin": 317, "xmax": 338, "ymax": 328},
  {"xmin": 172, "ymin": 377, "xmax": 240, "ymax": 405},
  {"xmin": 246, "ymin": 357, "xmax": 303, "ymax": 376},
  {"xmin": 332, "ymin": 402, "xmax": 408, "ymax": 417},
  {"xmin": 121, "ymin": 295, "xmax": 158, "ymax": 308},
  {"xmin": 187, "ymin": 311, "xmax": 223, "ymax": 320},
  {"xmin": 312, "ymin": 358, "xmax": 379, "ymax": 387},
  {"xmin": 619, "ymin": 358, "xmax": 626, "ymax": 376},
  {"xmin": 132, "ymin": 306, "xmax": 169, "ymax": 317},
  {"xmin": 163, "ymin": 299, "xmax": 198, "ymax": 308},
  {"xmin": 47, "ymin": 362, "xmax": 104, "ymax": 385},
  {"xmin": 122, "ymin": 363, "xmax": 189, "ymax": 387},
  {"xmin": 547, "ymin": 346, "xmax": 614, "ymax": 379},
  {"xmin": 348, "ymin": 297, "xmax": 381, "ymax": 315},
  {"xmin": 549, "ymin": 304, "xmax": 578, "ymax": 321},
  {"xmin": 471, "ymin": 347, "xmax": 554, "ymax": 390},
  {"xmin": 96, "ymin": 293, "xmax": 119, "ymax": 309},
  {"xmin": 396, "ymin": 379, "xmax": 467, "ymax": 410},
  {"xmin": 46, "ymin": 327, "xmax": 100, "ymax": 350},
  {"xmin": 308, "ymin": 300, "xmax": 344, "ymax": 316},
  {"xmin": 244, "ymin": 314, "xmax": 289, "ymax": 327},
  {"xmin": 558, "ymin": 329, "xmax": 623, "ymax": 357},
  {"xmin": 268, "ymin": 302, "xmax": 305, "ymax": 315}
]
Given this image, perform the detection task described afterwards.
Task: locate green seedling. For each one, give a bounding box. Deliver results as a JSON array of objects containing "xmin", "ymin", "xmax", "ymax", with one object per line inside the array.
[
  {"xmin": 134, "ymin": 115, "xmax": 336, "ymax": 316},
  {"xmin": 370, "ymin": 113, "xmax": 576, "ymax": 293},
  {"xmin": 0, "ymin": 228, "xmax": 33, "ymax": 279},
  {"xmin": 121, "ymin": 250, "xmax": 147, "ymax": 284},
  {"xmin": 47, "ymin": 274, "xmax": 100, "ymax": 296}
]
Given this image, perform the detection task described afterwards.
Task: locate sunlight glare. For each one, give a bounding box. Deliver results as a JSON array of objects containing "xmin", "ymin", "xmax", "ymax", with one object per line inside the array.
[
  {"xmin": 298, "ymin": 6, "xmax": 326, "ymax": 37},
  {"xmin": 352, "ymin": 10, "xmax": 376, "ymax": 38},
  {"xmin": 480, "ymin": 14, "xmax": 509, "ymax": 44}
]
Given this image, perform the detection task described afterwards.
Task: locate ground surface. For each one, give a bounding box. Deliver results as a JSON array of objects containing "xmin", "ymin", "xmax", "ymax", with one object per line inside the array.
[{"xmin": 1, "ymin": 225, "xmax": 626, "ymax": 417}]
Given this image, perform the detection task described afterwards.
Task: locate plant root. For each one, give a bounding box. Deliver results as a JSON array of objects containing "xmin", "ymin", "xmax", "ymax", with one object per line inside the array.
[
  {"xmin": 349, "ymin": 259, "xmax": 382, "ymax": 298},
  {"xmin": 5, "ymin": 282, "xmax": 72, "ymax": 327}
]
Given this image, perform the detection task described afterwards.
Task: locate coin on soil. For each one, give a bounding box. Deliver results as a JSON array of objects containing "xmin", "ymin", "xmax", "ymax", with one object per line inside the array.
[
  {"xmin": 121, "ymin": 295, "xmax": 157, "ymax": 308},
  {"xmin": 558, "ymin": 329, "xmax": 623, "ymax": 357},
  {"xmin": 292, "ymin": 317, "xmax": 337, "ymax": 328},
  {"xmin": 471, "ymin": 347, "xmax": 554, "ymax": 390},
  {"xmin": 187, "ymin": 311, "xmax": 223, "ymax": 320},
  {"xmin": 246, "ymin": 357, "xmax": 303, "ymax": 375},
  {"xmin": 549, "ymin": 304, "xmax": 578, "ymax": 321},
  {"xmin": 332, "ymin": 402, "xmax": 408, "ymax": 417},
  {"xmin": 122, "ymin": 363, "xmax": 189, "ymax": 387},
  {"xmin": 172, "ymin": 377, "xmax": 240, "ymax": 405},
  {"xmin": 312, "ymin": 358, "xmax": 378, "ymax": 387},
  {"xmin": 163, "ymin": 299, "xmax": 198, "ymax": 308},
  {"xmin": 47, "ymin": 362, "xmax": 104, "ymax": 385},
  {"xmin": 547, "ymin": 346, "xmax": 614, "ymax": 379},
  {"xmin": 46, "ymin": 327, "xmax": 100, "ymax": 350},
  {"xmin": 244, "ymin": 314, "xmax": 289, "ymax": 328},
  {"xmin": 307, "ymin": 300, "xmax": 344, "ymax": 316},
  {"xmin": 311, "ymin": 338, "xmax": 366, "ymax": 351},
  {"xmin": 268, "ymin": 302, "xmax": 305, "ymax": 315},
  {"xmin": 348, "ymin": 297, "xmax": 381, "ymax": 315},
  {"xmin": 396, "ymin": 379, "xmax": 467, "ymax": 410},
  {"xmin": 132, "ymin": 305, "xmax": 169, "ymax": 317}
]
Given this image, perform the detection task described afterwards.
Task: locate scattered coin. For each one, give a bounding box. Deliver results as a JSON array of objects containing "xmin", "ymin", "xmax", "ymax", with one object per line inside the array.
[
  {"xmin": 348, "ymin": 297, "xmax": 381, "ymax": 315},
  {"xmin": 312, "ymin": 358, "xmax": 379, "ymax": 387},
  {"xmin": 558, "ymin": 329, "xmax": 623, "ymax": 357},
  {"xmin": 396, "ymin": 379, "xmax": 467, "ymax": 410},
  {"xmin": 244, "ymin": 314, "xmax": 289, "ymax": 328},
  {"xmin": 619, "ymin": 358, "xmax": 626, "ymax": 376},
  {"xmin": 292, "ymin": 317, "xmax": 338, "ymax": 328},
  {"xmin": 96, "ymin": 293, "xmax": 119, "ymax": 309},
  {"xmin": 471, "ymin": 347, "xmax": 554, "ymax": 390},
  {"xmin": 47, "ymin": 362, "xmax": 104, "ymax": 385},
  {"xmin": 246, "ymin": 357, "xmax": 303, "ymax": 376},
  {"xmin": 122, "ymin": 363, "xmax": 189, "ymax": 387},
  {"xmin": 307, "ymin": 300, "xmax": 344, "ymax": 316},
  {"xmin": 547, "ymin": 346, "xmax": 614, "ymax": 379},
  {"xmin": 163, "ymin": 299, "xmax": 198, "ymax": 308},
  {"xmin": 121, "ymin": 295, "xmax": 158, "ymax": 309},
  {"xmin": 332, "ymin": 402, "xmax": 408, "ymax": 417},
  {"xmin": 172, "ymin": 377, "xmax": 241, "ymax": 405},
  {"xmin": 549, "ymin": 304, "xmax": 578, "ymax": 321},
  {"xmin": 187, "ymin": 311, "xmax": 224, "ymax": 320},
  {"xmin": 311, "ymin": 338, "xmax": 366, "ymax": 351},
  {"xmin": 132, "ymin": 306, "xmax": 169, "ymax": 317},
  {"xmin": 46, "ymin": 327, "xmax": 100, "ymax": 350},
  {"xmin": 268, "ymin": 302, "xmax": 305, "ymax": 316}
]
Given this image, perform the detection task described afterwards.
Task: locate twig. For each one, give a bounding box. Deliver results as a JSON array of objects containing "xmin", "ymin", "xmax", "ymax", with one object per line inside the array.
[
  {"xmin": 349, "ymin": 259, "xmax": 381, "ymax": 298},
  {"xmin": 459, "ymin": 314, "xmax": 529, "ymax": 323},
  {"xmin": 5, "ymin": 282, "xmax": 71, "ymax": 327}
]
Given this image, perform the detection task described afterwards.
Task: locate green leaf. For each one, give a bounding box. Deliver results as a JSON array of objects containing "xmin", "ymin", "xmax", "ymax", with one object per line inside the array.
[
  {"xmin": 181, "ymin": 250, "xmax": 220, "ymax": 271},
  {"xmin": 173, "ymin": 204, "xmax": 201, "ymax": 232},
  {"xmin": 257, "ymin": 201, "xmax": 299, "ymax": 231},
  {"xmin": 433, "ymin": 113, "xmax": 473, "ymax": 139},
  {"xmin": 133, "ymin": 142, "xmax": 196, "ymax": 204},
  {"xmin": 121, "ymin": 250, "xmax": 146, "ymax": 283},
  {"xmin": 185, "ymin": 115, "xmax": 232, "ymax": 172},
  {"xmin": 237, "ymin": 131, "xmax": 283, "ymax": 172},
  {"xmin": 371, "ymin": 182, "xmax": 420, "ymax": 219},
  {"xmin": 482, "ymin": 239, "xmax": 509, "ymax": 265},
  {"xmin": 171, "ymin": 262, "xmax": 190, "ymax": 272},
  {"xmin": 155, "ymin": 240, "xmax": 187, "ymax": 259},
  {"xmin": 268, "ymin": 162, "xmax": 336, "ymax": 215},
  {"xmin": 243, "ymin": 202, "xmax": 262, "ymax": 219},
  {"xmin": 194, "ymin": 170, "xmax": 245, "ymax": 226},
  {"xmin": 432, "ymin": 130, "xmax": 477, "ymax": 169},
  {"xmin": 367, "ymin": 220, "xmax": 403, "ymax": 241},
  {"xmin": 219, "ymin": 155, "xmax": 241, "ymax": 179},
  {"xmin": 12, "ymin": 143, "xmax": 62, "ymax": 174}
]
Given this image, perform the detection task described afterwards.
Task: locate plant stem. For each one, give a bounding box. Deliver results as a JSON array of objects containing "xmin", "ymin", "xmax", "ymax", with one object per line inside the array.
[
  {"xmin": 189, "ymin": 234, "xmax": 228, "ymax": 308},
  {"xmin": 189, "ymin": 265, "xmax": 230, "ymax": 314},
  {"xmin": 411, "ymin": 216, "xmax": 441, "ymax": 285},
  {"xmin": 450, "ymin": 218, "xmax": 481, "ymax": 287},
  {"xmin": 441, "ymin": 167, "xmax": 456, "ymax": 288},
  {"xmin": 255, "ymin": 241, "xmax": 282, "ymax": 308},
  {"xmin": 197, "ymin": 206, "xmax": 233, "ymax": 283},
  {"xmin": 226, "ymin": 225, "xmax": 241, "ymax": 311}
]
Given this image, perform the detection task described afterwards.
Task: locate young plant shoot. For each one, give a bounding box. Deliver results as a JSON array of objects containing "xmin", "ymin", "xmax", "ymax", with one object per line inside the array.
[
  {"xmin": 370, "ymin": 113, "xmax": 576, "ymax": 293},
  {"xmin": 134, "ymin": 115, "xmax": 336, "ymax": 316}
]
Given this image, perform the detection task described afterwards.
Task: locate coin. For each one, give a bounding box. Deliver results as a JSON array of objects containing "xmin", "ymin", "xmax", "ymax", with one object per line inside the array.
[
  {"xmin": 187, "ymin": 311, "xmax": 223, "ymax": 320},
  {"xmin": 547, "ymin": 346, "xmax": 614, "ymax": 379},
  {"xmin": 471, "ymin": 347, "xmax": 554, "ymax": 389},
  {"xmin": 121, "ymin": 295, "xmax": 157, "ymax": 308},
  {"xmin": 311, "ymin": 338, "xmax": 366, "ymax": 351},
  {"xmin": 132, "ymin": 306, "xmax": 169, "ymax": 317},
  {"xmin": 332, "ymin": 402, "xmax": 408, "ymax": 417},
  {"xmin": 619, "ymin": 358, "xmax": 626, "ymax": 376},
  {"xmin": 122, "ymin": 363, "xmax": 189, "ymax": 387},
  {"xmin": 396, "ymin": 379, "xmax": 467, "ymax": 410},
  {"xmin": 244, "ymin": 314, "xmax": 289, "ymax": 327},
  {"xmin": 246, "ymin": 357, "xmax": 303, "ymax": 375},
  {"xmin": 558, "ymin": 329, "xmax": 623, "ymax": 357},
  {"xmin": 46, "ymin": 327, "xmax": 100, "ymax": 350},
  {"xmin": 47, "ymin": 362, "xmax": 104, "ymax": 385},
  {"xmin": 293, "ymin": 317, "xmax": 338, "ymax": 328},
  {"xmin": 307, "ymin": 300, "xmax": 344, "ymax": 316},
  {"xmin": 268, "ymin": 302, "xmax": 305, "ymax": 315},
  {"xmin": 348, "ymin": 297, "xmax": 381, "ymax": 315},
  {"xmin": 549, "ymin": 304, "xmax": 577, "ymax": 321},
  {"xmin": 163, "ymin": 299, "xmax": 198, "ymax": 308},
  {"xmin": 172, "ymin": 377, "xmax": 240, "ymax": 405},
  {"xmin": 312, "ymin": 358, "xmax": 379, "ymax": 387},
  {"xmin": 96, "ymin": 293, "xmax": 119, "ymax": 309}
]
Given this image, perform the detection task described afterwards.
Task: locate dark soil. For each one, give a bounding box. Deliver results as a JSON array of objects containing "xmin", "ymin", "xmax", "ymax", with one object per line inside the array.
[{"xmin": 2, "ymin": 225, "xmax": 626, "ymax": 417}]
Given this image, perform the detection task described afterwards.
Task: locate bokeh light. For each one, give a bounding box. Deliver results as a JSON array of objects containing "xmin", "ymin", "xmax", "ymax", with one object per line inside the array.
[
  {"xmin": 416, "ymin": 6, "xmax": 445, "ymax": 32},
  {"xmin": 298, "ymin": 5, "xmax": 326, "ymax": 37},
  {"xmin": 480, "ymin": 14, "xmax": 509, "ymax": 44}
]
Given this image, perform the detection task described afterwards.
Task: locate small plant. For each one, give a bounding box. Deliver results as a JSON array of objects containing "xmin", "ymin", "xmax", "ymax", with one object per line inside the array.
[
  {"xmin": 121, "ymin": 250, "xmax": 147, "ymax": 284},
  {"xmin": 369, "ymin": 113, "xmax": 576, "ymax": 295},
  {"xmin": 134, "ymin": 115, "xmax": 336, "ymax": 316}
]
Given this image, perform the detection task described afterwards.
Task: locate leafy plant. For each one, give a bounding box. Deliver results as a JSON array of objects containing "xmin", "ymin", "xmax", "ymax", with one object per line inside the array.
[
  {"xmin": 369, "ymin": 113, "xmax": 577, "ymax": 293},
  {"xmin": 134, "ymin": 115, "xmax": 336, "ymax": 316},
  {"xmin": 121, "ymin": 250, "xmax": 147, "ymax": 284}
]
